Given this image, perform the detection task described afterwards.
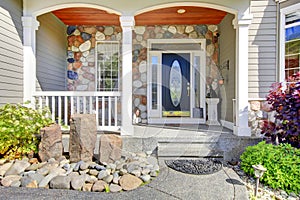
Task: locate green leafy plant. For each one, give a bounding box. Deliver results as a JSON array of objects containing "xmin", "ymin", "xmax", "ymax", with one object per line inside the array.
[
  {"xmin": 240, "ymin": 141, "xmax": 300, "ymax": 194},
  {"xmin": 0, "ymin": 102, "xmax": 54, "ymax": 159}
]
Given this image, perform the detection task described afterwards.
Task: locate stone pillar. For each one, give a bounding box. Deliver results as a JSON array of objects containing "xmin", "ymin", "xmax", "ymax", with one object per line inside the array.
[
  {"xmin": 233, "ymin": 15, "xmax": 252, "ymax": 136},
  {"xmin": 120, "ymin": 16, "xmax": 135, "ymax": 135},
  {"xmin": 69, "ymin": 114, "xmax": 97, "ymax": 162},
  {"xmin": 206, "ymin": 98, "xmax": 220, "ymax": 126},
  {"xmin": 38, "ymin": 124, "xmax": 63, "ymax": 162},
  {"xmin": 22, "ymin": 16, "xmax": 39, "ymax": 103}
]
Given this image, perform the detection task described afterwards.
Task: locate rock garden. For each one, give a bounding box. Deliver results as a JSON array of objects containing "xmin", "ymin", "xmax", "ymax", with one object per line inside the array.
[{"xmin": 0, "ymin": 104, "xmax": 159, "ymax": 193}]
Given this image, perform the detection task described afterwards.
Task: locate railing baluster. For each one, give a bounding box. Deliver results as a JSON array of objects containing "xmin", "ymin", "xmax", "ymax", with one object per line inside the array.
[
  {"xmin": 114, "ymin": 96, "xmax": 118, "ymax": 126},
  {"xmin": 108, "ymin": 96, "xmax": 111, "ymax": 126},
  {"xmin": 51, "ymin": 96, "xmax": 55, "ymax": 122},
  {"xmin": 83, "ymin": 96, "xmax": 86, "ymax": 114},
  {"xmin": 45, "ymin": 96, "xmax": 49, "ymax": 118},
  {"xmin": 95, "ymin": 96, "xmax": 99, "ymax": 129},
  {"xmin": 89, "ymin": 96, "xmax": 92, "ymax": 114},
  {"xmin": 76, "ymin": 96, "xmax": 80, "ymax": 114},
  {"xmin": 38, "ymin": 96, "xmax": 42, "ymax": 110},
  {"xmin": 64, "ymin": 96, "xmax": 68, "ymax": 127},
  {"xmin": 58, "ymin": 96, "xmax": 62, "ymax": 125},
  {"xmin": 71, "ymin": 96, "xmax": 74, "ymax": 116},
  {"xmin": 102, "ymin": 96, "xmax": 105, "ymax": 126}
]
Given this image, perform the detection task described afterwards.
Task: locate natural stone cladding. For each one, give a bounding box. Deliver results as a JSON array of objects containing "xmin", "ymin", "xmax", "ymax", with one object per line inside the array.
[
  {"xmin": 0, "ymin": 152, "xmax": 159, "ymax": 192},
  {"xmin": 66, "ymin": 24, "xmax": 220, "ymax": 123}
]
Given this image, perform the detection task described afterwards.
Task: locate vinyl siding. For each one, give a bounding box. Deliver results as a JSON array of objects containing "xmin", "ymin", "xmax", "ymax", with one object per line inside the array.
[
  {"xmin": 219, "ymin": 13, "xmax": 236, "ymax": 122},
  {"xmin": 249, "ymin": 0, "xmax": 277, "ymax": 98},
  {"xmin": 36, "ymin": 13, "xmax": 66, "ymax": 91},
  {"xmin": 0, "ymin": 0, "xmax": 23, "ymax": 105}
]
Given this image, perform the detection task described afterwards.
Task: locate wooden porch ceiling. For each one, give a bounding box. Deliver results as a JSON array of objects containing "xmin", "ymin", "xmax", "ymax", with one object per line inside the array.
[{"xmin": 52, "ymin": 6, "xmax": 227, "ymax": 26}]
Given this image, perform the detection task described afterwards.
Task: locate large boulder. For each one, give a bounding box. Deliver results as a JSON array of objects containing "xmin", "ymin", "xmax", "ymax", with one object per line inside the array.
[
  {"xmin": 38, "ymin": 124, "xmax": 63, "ymax": 162},
  {"xmin": 119, "ymin": 174, "xmax": 143, "ymax": 191},
  {"xmin": 69, "ymin": 114, "xmax": 97, "ymax": 162},
  {"xmin": 99, "ymin": 134, "xmax": 122, "ymax": 164}
]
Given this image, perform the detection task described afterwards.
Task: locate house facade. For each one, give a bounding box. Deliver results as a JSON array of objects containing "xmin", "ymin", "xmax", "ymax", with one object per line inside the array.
[{"xmin": 0, "ymin": 0, "xmax": 299, "ymax": 137}]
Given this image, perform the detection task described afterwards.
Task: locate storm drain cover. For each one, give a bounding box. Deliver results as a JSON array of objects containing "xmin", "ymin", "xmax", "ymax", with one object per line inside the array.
[{"xmin": 165, "ymin": 159, "xmax": 222, "ymax": 175}]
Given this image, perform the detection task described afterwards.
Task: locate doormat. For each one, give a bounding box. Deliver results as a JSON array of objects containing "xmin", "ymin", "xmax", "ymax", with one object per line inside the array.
[{"xmin": 165, "ymin": 159, "xmax": 222, "ymax": 175}]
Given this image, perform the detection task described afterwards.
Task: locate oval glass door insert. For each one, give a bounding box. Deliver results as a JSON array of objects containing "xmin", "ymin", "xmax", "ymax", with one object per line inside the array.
[{"xmin": 169, "ymin": 60, "xmax": 182, "ymax": 107}]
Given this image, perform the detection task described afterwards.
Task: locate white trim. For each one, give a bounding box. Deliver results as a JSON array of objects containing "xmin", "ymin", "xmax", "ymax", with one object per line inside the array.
[
  {"xmin": 279, "ymin": 2, "xmax": 300, "ymax": 82},
  {"xmin": 33, "ymin": 91, "xmax": 121, "ymax": 97},
  {"xmin": 31, "ymin": 3, "xmax": 121, "ymax": 17},
  {"xmin": 147, "ymin": 39, "xmax": 206, "ymax": 123}
]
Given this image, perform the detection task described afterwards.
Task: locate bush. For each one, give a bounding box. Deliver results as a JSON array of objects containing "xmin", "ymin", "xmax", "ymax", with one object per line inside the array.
[
  {"xmin": 0, "ymin": 103, "xmax": 54, "ymax": 159},
  {"xmin": 261, "ymin": 72, "xmax": 300, "ymax": 148},
  {"xmin": 240, "ymin": 141, "xmax": 300, "ymax": 194}
]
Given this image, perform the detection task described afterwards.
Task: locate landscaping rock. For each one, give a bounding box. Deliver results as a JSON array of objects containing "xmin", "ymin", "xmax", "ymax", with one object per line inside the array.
[
  {"xmin": 92, "ymin": 180, "xmax": 108, "ymax": 192},
  {"xmin": 28, "ymin": 173, "xmax": 44, "ymax": 184},
  {"xmin": 103, "ymin": 175, "xmax": 113, "ymax": 184},
  {"xmin": 5, "ymin": 159, "xmax": 30, "ymax": 176},
  {"xmin": 1, "ymin": 175, "xmax": 21, "ymax": 187},
  {"xmin": 140, "ymin": 174, "xmax": 151, "ymax": 182},
  {"xmin": 109, "ymin": 183, "xmax": 122, "ymax": 193},
  {"xmin": 49, "ymin": 176, "xmax": 71, "ymax": 189},
  {"xmin": 69, "ymin": 114, "xmax": 97, "ymax": 162},
  {"xmin": 71, "ymin": 175, "xmax": 85, "ymax": 190},
  {"xmin": 97, "ymin": 170, "xmax": 109, "ymax": 180},
  {"xmin": 119, "ymin": 174, "xmax": 143, "ymax": 191},
  {"xmin": 99, "ymin": 134, "xmax": 122, "ymax": 164},
  {"xmin": 38, "ymin": 124, "xmax": 63, "ymax": 162},
  {"xmin": 0, "ymin": 162, "xmax": 13, "ymax": 176},
  {"xmin": 83, "ymin": 183, "xmax": 93, "ymax": 192}
]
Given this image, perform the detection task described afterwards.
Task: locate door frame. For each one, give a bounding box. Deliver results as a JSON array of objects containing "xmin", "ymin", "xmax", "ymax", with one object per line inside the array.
[{"xmin": 147, "ymin": 39, "xmax": 206, "ymax": 124}]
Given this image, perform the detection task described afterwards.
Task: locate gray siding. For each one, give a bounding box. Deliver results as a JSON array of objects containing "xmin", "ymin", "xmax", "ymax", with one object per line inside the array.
[
  {"xmin": 0, "ymin": 0, "xmax": 23, "ymax": 105},
  {"xmin": 36, "ymin": 13, "xmax": 66, "ymax": 91},
  {"xmin": 249, "ymin": 0, "xmax": 277, "ymax": 98},
  {"xmin": 219, "ymin": 14, "xmax": 236, "ymax": 122}
]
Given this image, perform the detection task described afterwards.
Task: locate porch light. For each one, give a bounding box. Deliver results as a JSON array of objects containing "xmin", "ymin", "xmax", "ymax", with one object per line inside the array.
[
  {"xmin": 177, "ymin": 9, "xmax": 186, "ymax": 14},
  {"xmin": 252, "ymin": 164, "xmax": 267, "ymax": 197}
]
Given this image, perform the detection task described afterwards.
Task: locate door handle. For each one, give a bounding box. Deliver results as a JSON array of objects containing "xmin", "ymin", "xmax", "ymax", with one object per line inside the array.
[{"xmin": 187, "ymin": 82, "xmax": 190, "ymax": 96}]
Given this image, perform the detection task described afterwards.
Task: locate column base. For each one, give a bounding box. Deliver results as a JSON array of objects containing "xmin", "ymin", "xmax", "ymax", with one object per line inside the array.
[
  {"xmin": 233, "ymin": 126, "xmax": 251, "ymax": 136},
  {"xmin": 206, "ymin": 120, "xmax": 221, "ymax": 126}
]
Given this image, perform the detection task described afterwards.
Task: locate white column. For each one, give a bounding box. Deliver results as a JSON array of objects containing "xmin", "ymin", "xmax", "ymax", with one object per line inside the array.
[
  {"xmin": 233, "ymin": 16, "xmax": 252, "ymax": 136},
  {"xmin": 120, "ymin": 16, "xmax": 135, "ymax": 135},
  {"xmin": 22, "ymin": 16, "xmax": 39, "ymax": 104}
]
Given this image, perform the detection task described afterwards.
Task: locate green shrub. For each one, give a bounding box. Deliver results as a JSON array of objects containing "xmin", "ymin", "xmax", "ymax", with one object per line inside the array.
[
  {"xmin": 240, "ymin": 141, "xmax": 300, "ymax": 194},
  {"xmin": 0, "ymin": 103, "xmax": 54, "ymax": 159}
]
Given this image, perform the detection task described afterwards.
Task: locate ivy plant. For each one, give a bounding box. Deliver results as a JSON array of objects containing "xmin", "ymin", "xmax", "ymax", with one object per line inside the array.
[
  {"xmin": 240, "ymin": 141, "xmax": 300, "ymax": 194},
  {"xmin": 0, "ymin": 102, "xmax": 54, "ymax": 159}
]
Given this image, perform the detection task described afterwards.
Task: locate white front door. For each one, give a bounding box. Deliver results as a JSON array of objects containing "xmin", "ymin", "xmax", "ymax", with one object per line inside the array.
[{"xmin": 147, "ymin": 39, "xmax": 206, "ymax": 124}]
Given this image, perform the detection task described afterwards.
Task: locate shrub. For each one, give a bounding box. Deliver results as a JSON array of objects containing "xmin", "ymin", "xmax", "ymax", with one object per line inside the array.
[
  {"xmin": 240, "ymin": 141, "xmax": 300, "ymax": 194},
  {"xmin": 0, "ymin": 103, "xmax": 54, "ymax": 159},
  {"xmin": 261, "ymin": 72, "xmax": 300, "ymax": 148}
]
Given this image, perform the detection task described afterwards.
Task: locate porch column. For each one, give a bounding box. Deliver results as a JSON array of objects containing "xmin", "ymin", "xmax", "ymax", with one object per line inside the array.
[
  {"xmin": 233, "ymin": 16, "xmax": 252, "ymax": 136},
  {"xmin": 22, "ymin": 16, "xmax": 39, "ymax": 104},
  {"xmin": 120, "ymin": 16, "xmax": 135, "ymax": 135}
]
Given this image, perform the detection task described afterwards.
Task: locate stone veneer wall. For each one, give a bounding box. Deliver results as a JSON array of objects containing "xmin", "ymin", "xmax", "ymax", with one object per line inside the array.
[
  {"xmin": 132, "ymin": 25, "xmax": 221, "ymax": 122},
  {"xmin": 66, "ymin": 25, "xmax": 122, "ymax": 91}
]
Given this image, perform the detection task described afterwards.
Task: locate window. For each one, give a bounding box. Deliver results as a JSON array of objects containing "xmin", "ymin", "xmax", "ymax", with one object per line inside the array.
[
  {"xmin": 285, "ymin": 11, "xmax": 300, "ymax": 79},
  {"xmin": 96, "ymin": 41, "xmax": 120, "ymax": 91}
]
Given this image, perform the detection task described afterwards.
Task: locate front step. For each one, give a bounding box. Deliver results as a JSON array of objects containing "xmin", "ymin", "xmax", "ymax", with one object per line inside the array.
[{"xmin": 158, "ymin": 142, "xmax": 224, "ymax": 158}]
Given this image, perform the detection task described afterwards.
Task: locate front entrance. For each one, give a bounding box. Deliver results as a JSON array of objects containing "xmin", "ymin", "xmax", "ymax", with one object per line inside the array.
[
  {"xmin": 162, "ymin": 53, "xmax": 190, "ymax": 117},
  {"xmin": 147, "ymin": 39, "xmax": 206, "ymax": 124}
]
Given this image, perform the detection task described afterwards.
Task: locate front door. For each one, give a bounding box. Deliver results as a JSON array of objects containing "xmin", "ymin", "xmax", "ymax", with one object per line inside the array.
[{"xmin": 162, "ymin": 53, "xmax": 190, "ymax": 117}]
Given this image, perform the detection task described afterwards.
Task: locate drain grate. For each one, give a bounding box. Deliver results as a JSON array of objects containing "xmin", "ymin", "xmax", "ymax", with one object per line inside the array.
[{"xmin": 165, "ymin": 159, "xmax": 222, "ymax": 175}]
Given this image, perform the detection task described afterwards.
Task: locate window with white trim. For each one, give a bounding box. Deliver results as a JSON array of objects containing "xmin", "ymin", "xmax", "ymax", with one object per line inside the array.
[
  {"xmin": 285, "ymin": 11, "xmax": 300, "ymax": 79},
  {"xmin": 96, "ymin": 41, "xmax": 120, "ymax": 91}
]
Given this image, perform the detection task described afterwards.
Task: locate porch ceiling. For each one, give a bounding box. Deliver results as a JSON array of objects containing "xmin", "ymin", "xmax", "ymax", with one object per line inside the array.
[
  {"xmin": 52, "ymin": 6, "xmax": 227, "ymax": 26},
  {"xmin": 135, "ymin": 6, "xmax": 227, "ymax": 25}
]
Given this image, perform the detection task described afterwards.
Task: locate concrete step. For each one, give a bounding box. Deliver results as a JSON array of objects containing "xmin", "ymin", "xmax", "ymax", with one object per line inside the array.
[{"xmin": 158, "ymin": 142, "xmax": 224, "ymax": 158}]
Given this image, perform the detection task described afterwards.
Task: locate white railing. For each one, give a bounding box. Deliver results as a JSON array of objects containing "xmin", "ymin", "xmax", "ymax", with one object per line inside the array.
[{"xmin": 33, "ymin": 91, "xmax": 121, "ymax": 131}]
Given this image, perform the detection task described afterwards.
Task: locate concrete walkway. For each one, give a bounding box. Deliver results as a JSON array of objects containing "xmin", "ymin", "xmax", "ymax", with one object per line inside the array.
[{"xmin": 0, "ymin": 160, "xmax": 248, "ymax": 200}]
